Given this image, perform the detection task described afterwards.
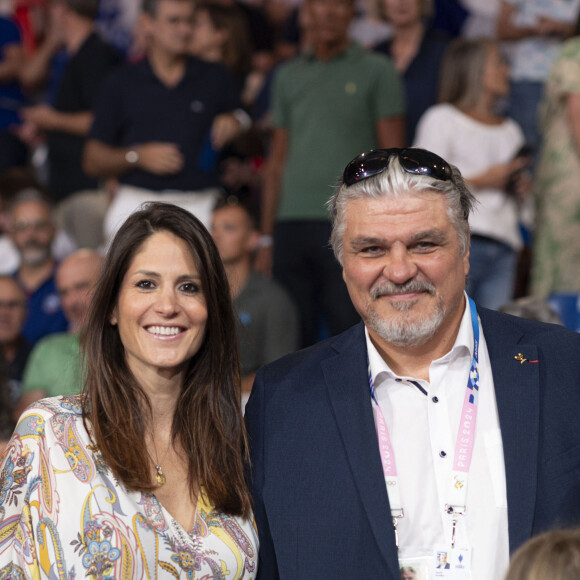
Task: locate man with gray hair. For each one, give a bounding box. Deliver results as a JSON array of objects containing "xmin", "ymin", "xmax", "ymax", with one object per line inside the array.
[
  {"xmin": 245, "ymin": 148, "xmax": 580, "ymax": 579},
  {"xmin": 8, "ymin": 191, "xmax": 68, "ymax": 345}
]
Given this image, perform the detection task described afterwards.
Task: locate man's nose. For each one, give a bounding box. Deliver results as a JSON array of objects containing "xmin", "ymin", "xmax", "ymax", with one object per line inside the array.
[{"xmin": 383, "ymin": 244, "xmax": 417, "ymax": 284}]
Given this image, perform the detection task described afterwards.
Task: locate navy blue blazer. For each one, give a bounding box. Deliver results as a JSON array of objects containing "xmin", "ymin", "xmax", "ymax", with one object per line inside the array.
[{"xmin": 245, "ymin": 308, "xmax": 580, "ymax": 579}]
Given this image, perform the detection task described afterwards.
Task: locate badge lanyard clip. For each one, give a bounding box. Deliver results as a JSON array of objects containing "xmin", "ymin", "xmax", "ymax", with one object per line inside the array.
[
  {"xmin": 391, "ymin": 508, "xmax": 405, "ymax": 549},
  {"xmin": 445, "ymin": 504, "xmax": 466, "ymax": 548}
]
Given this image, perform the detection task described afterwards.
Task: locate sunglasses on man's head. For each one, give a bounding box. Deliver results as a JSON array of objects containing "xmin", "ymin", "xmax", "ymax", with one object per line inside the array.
[{"xmin": 342, "ymin": 148, "xmax": 453, "ymax": 187}]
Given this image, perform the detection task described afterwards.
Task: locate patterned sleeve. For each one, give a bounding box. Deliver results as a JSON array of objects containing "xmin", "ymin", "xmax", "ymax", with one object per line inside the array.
[
  {"xmin": 549, "ymin": 39, "xmax": 580, "ymax": 98},
  {"xmin": 0, "ymin": 405, "xmax": 51, "ymax": 578}
]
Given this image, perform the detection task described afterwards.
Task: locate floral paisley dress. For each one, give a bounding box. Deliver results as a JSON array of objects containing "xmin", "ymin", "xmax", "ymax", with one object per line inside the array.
[{"xmin": 0, "ymin": 396, "xmax": 258, "ymax": 579}]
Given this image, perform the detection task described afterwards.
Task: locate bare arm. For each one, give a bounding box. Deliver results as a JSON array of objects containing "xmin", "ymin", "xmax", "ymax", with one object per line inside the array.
[
  {"xmin": 376, "ymin": 116, "xmax": 405, "ymax": 149},
  {"xmin": 566, "ymin": 93, "xmax": 580, "ymax": 157},
  {"xmin": 20, "ymin": 105, "xmax": 93, "ymax": 136},
  {"xmin": 19, "ymin": 33, "xmax": 62, "ymax": 91},
  {"xmin": 254, "ymin": 128, "xmax": 288, "ymax": 276},
  {"xmin": 497, "ymin": 2, "xmax": 538, "ymax": 41},
  {"xmin": 83, "ymin": 139, "xmax": 184, "ymax": 178},
  {"xmin": 0, "ymin": 43, "xmax": 23, "ymax": 83},
  {"xmin": 211, "ymin": 112, "xmax": 249, "ymax": 149},
  {"xmin": 466, "ymin": 158, "xmax": 529, "ymax": 190},
  {"xmin": 497, "ymin": 1, "xmax": 573, "ymax": 41}
]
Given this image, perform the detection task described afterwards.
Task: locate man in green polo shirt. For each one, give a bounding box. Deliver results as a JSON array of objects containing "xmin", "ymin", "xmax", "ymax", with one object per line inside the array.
[
  {"xmin": 17, "ymin": 249, "xmax": 103, "ymax": 413},
  {"xmin": 256, "ymin": 0, "xmax": 405, "ymax": 347}
]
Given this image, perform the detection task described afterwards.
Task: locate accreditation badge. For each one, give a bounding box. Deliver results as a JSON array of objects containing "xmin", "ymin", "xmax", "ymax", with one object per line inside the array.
[{"xmin": 432, "ymin": 545, "xmax": 471, "ymax": 579}]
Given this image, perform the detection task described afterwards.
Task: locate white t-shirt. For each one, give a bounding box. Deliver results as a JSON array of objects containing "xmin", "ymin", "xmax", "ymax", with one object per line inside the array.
[{"xmin": 414, "ymin": 103, "xmax": 525, "ymax": 249}]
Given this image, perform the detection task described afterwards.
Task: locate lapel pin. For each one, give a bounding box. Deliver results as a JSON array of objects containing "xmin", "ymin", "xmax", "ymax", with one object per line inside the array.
[{"xmin": 514, "ymin": 353, "xmax": 539, "ymax": 364}]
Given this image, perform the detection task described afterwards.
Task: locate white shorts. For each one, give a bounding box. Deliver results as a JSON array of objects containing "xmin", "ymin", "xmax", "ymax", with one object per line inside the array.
[{"xmin": 103, "ymin": 185, "xmax": 221, "ymax": 248}]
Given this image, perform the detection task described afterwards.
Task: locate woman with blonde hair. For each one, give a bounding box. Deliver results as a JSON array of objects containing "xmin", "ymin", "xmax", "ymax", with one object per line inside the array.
[{"xmin": 414, "ymin": 38, "xmax": 531, "ymax": 310}]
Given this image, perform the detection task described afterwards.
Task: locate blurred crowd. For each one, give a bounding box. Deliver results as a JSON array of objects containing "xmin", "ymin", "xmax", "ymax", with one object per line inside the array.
[{"xmin": 1, "ymin": 0, "xmax": 580, "ymax": 439}]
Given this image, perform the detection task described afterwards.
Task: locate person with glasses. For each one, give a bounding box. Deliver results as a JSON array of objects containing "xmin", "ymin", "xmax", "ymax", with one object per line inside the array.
[
  {"xmin": 7, "ymin": 190, "xmax": 68, "ymax": 345},
  {"xmin": 245, "ymin": 147, "xmax": 580, "ymax": 580}
]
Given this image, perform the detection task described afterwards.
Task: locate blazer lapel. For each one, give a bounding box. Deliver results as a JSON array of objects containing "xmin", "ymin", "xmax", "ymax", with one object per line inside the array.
[
  {"xmin": 321, "ymin": 324, "xmax": 400, "ymax": 577},
  {"xmin": 480, "ymin": 309, "xmax": 540, "ymax": 553}
]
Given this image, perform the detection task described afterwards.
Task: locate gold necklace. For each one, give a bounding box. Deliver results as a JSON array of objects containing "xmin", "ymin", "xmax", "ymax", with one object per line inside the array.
[{"xmin": 149, "ymin": 436, "xmax": 172, "ymax": 487}]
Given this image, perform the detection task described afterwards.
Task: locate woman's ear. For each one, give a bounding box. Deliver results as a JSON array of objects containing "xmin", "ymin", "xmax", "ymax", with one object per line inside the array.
[{"xmin": 110, "ymin": 308, "xmax": 118, "ymax": 326}]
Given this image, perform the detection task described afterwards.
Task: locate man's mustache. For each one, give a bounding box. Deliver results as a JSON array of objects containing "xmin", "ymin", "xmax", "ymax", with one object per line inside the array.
[{"xmin": 370, "ymin": 279, "xmax": 436, "ymax": 300}]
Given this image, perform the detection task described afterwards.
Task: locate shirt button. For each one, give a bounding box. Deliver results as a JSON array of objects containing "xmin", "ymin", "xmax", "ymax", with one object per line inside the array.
[
  {"xmin": 440, "ymin": 451, "xmax": 447, "ymax": 458},
  {"xmin": 432, "ymin": 396, "xmax": 439, "ymax": 403}
]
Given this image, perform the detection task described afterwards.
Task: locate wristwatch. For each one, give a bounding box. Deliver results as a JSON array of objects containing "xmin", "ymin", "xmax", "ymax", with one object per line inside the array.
[{"xmin": 125, "ymin": 149, "xmax": 139, "ymax": 165}]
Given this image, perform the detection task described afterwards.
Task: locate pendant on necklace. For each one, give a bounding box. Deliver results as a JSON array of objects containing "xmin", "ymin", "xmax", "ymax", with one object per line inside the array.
[{"xmin": 155, "ymin": 465, "xmax": 167, "ymax": 486}]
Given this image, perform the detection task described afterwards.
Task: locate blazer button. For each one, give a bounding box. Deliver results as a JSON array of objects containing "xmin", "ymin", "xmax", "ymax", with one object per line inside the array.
[
  {"xmin": 439, "ymin": 450, "xmax": 447, "ymax": 458},
  {"xmin": 432, "ymin": 396, "xmax": 439, "ymax": 403}
]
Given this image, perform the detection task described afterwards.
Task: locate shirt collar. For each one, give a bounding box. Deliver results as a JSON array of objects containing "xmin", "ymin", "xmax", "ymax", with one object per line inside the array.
[
  {"xmin": 303, "ymin": 42, "xmax": 358, "ymax": 62},
  {"xmin": 366, "ymin": 292, "xmax": 474, "ymax": 384}
]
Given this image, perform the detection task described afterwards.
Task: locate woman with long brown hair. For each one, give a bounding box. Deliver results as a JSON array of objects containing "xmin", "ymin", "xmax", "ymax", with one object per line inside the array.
[{"xmin": 0, "ymin": 203, "xmax": 257, "ymax": 578}]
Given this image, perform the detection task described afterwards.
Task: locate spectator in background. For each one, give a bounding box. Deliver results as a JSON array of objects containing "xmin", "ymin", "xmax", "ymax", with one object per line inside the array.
[
  {"xmin": 190, "ymin": 3, "xmax": 258, "ymax": 107},
  {"xmin": 256, "ymin": 0, "xmax": 405, "ymax": 347},
  {"xmin": 499, "ymin": 296, "xmax": 563, "ymax": 325},
  {"xmin": 209, "ymin": 0, "xmax": 275, "ymax": 81},
  {"xmin": 8, "ymin": 190, "xmax": 68, "ymax": 344},
  {"xmin": 531, "ymin": 22, "xmax": 580, "ymax": 299},
  {"xmin": 211, "ymin": 199, "xmax": 298, "ymax": 407},
  {"xmin": 17, "ymin": 249, "xmax": 102, "ymax": 414},
  {"xmin": 18, "ymin": 0, "xmax": 121, "ymax": 250},
  {"xmin": 0, "ymin": 276, "xmax": 31, "ymax": 409},
  {"xmin": 83, "ymin": 0, "xmax": 249, "ymax": 240},
  {"xmin": 374, "ymin": 0, "xmax": 450, "ymax": 146},
  {"xmin": 348, "ymin": 0, "xmax": 392, "ymax": 49},
  {"xmin": 497, "ymin": 0, "xmax": 580, "ymax": 163},
  {"xmin": 18, "ymin": 0, "xmax": 68, "ymax": 102},
  {"xmin": 506, "ymin": 529, "xmax": 580, "ymax": 580},
  {"xmin": 414, "ymin": 38, "xmax": 531, "ymax": 310},
  {"xmin": 0, "ymin": 169, "xmax": 76, "ymax": 275},
  {"xmin": 0, "ymin": 14, "xmax": 27, "ymax": 171}
]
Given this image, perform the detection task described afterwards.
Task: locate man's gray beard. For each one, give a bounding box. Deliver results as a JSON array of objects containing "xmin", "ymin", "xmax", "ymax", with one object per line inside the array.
[
  {"xmin": 365, "ymin": 280, "xmax": 447, "ymax": 347},
  {"xmin": 20, "ymin": 244, "xmax": 51, "ymax": 266}
]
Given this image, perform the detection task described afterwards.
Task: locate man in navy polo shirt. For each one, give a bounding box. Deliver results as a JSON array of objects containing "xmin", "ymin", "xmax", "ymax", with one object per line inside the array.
[
  {"xmin": 8, "ymin": 191, "xmax": 68, "ymax": 345},
  {"xmin": 83, "ymin": 0, "xmax": 249, "ymax": 241}
]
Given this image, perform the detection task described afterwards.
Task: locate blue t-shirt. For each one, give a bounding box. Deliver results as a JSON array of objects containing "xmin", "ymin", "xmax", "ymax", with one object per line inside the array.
[
  {"xmin": 15, "ymin": 270, "xmax": 68, "ymax": 345},
  {"xmin": 0, "ymin": 17, "xmax": 24, "ymax": 128}
]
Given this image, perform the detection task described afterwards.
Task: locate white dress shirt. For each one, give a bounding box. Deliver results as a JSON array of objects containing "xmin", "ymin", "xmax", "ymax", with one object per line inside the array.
[{"xmin": 366, "ymin": 297, "xmax": 509, "ymax": 579}]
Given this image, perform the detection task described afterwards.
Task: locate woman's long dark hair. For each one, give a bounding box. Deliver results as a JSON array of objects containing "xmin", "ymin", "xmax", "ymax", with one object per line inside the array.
[
  {"xmin": 81, "ymin": 203, "xmax": 251, "ymax": 517},
  {"xmin": 0, "ymin": 349, "xmax": 15, "ymax": 442}
]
